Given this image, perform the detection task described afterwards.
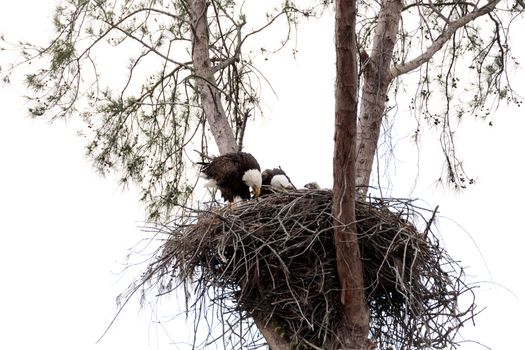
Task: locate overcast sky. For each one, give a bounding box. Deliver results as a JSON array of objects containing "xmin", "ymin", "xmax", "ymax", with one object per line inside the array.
[{"xmin": 1, "ymin": 1, "xmax": 524, "ymax": 350}]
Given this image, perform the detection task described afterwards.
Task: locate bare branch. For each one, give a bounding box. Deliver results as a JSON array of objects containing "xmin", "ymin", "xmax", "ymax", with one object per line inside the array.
[
  {"xmin": 402, "ymin": 1, "xmax": 478, "ymax": 12},
  {"xmin": 391, "ymin": 0, "xmax": 501, "ymax": 78}
]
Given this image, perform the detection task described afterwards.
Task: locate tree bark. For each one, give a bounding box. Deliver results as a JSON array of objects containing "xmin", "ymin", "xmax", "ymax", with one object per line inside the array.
[
  {"xmin": 189, "ymin": 0, "xmax": 238, "ymax": 155},
  {"xmin": 254, "ymin": 319, "xmax": 291, "ymax": 350},
  {"xmin": 355, "ymin": 0, "xmax": 403, "ymax": 196},
  {"xmin": 334, "ymin": 0, "xmax": 370, "ymax": 348}
]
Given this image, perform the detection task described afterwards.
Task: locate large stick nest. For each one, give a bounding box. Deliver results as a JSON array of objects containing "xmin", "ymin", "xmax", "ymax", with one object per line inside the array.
[{"xmin": 137, "ymin": 189, "xmax": 477, "ymax": 349}]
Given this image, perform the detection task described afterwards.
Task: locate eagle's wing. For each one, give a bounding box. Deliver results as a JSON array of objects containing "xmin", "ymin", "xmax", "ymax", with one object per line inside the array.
[{"xmin": 206, "ymin": 154, "xmax": 243, "ymax": 185}]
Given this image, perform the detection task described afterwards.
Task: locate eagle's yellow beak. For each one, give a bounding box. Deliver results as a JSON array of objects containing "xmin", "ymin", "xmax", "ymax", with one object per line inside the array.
[{"xmin": 253, "ymin": 186, "xmax": 261, "ymax": 198}]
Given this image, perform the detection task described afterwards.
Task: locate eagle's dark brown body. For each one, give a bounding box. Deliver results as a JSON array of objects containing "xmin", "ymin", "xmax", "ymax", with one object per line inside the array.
[{"xmin": 200, "ymin": 152, "xmax": 261, "ymax": 203}]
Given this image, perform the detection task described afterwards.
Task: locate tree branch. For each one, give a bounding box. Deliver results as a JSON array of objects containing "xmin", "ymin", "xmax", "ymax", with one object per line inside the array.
[
  {"xmin": 402, "ymin": 1, "xmax": 477, "ymax": 12},
  {"xmin": 189, "ymin": 0, "xmax": 238, "ymax": 154},
  {"xmin": 391, "ymin": 0, "xmax": 501, "ymax": 78},
  {"xmin": 356, "ymin": 0, "xmax": 403, "ymax": 195}
]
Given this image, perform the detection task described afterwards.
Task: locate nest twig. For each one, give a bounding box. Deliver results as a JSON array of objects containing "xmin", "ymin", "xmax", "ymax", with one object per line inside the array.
[{"xmin": 131, "ymin": 189, "xmax": 478, "ymax": 349}]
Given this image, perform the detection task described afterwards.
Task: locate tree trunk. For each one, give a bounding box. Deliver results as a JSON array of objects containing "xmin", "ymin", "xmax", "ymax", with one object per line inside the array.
[
  {"xmin": 189, "ymin": 1, "xmax": 289, "ymax": 347},
  {"xmin": 189, "ymin": 0, "xmax": 238, "ymax": 155},
  {"xmin": 355, "ymin": 0, "xmax": 403, "ymax": 196},
  {"xmin": 333, "ymin": 0, "xmax": 371, "ymax": 348},
  {"xmin": 254, "ymin": 319, "xmax": 291, "ymax": 350}
]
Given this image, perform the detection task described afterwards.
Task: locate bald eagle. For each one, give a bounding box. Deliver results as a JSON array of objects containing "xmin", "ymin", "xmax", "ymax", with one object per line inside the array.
[
  {"xmin": 304, "ymin": 182, "xmax": 321, "ymax": 190},
  {"xmin": 199, "ymin": 151, "xmax": 262, "ymax": 204},
  {"xmin": 260, "ymin": 168, "xmax": 295, "ymax": 196}
]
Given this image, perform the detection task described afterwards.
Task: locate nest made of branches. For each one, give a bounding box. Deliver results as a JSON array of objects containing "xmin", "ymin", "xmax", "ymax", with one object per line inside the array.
[{"xmin": 138, "ymin": 189, "xmax": 478, "ymax": 349}]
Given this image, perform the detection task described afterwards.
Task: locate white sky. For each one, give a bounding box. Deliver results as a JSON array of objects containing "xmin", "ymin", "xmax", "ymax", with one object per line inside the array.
[{"xmin": 1, "ymin": 1, "xmax": 524, "ymax": 350}]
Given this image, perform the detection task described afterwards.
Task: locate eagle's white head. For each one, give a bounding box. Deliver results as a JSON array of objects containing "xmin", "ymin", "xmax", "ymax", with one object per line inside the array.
[
  {"xmin": 270, "ymin": 174, "xmax": 293, "ymax": 190},
  {"xmin": 242, "ymin": 169, "xmax": 262, "ymax": 198}
]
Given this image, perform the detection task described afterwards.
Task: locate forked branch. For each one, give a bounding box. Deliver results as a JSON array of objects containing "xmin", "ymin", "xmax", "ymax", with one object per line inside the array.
[{"xmin": 391, "ymin": 0, "xmax": 502, "ymax": 78}]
